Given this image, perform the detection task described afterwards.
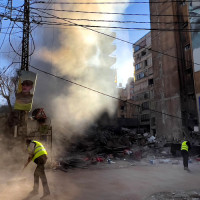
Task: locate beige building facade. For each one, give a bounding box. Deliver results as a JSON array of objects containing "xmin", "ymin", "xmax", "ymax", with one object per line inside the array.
[
  {"xmin": 117, "ymin": 80, "xmax": 136, "ymax": 119},
  {"xmin": 133, "ymin": 32, "xmax": 154, "ymax": 133}
]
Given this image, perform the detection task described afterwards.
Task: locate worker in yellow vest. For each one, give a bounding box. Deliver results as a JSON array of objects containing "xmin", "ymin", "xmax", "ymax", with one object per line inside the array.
[
  {"xmin": 24, "ymin": 139, "xmax": 50, "ymax": 199},
  {"xmin": 181, "ymin": 140, "xmax": 191, "ymax": 171}
]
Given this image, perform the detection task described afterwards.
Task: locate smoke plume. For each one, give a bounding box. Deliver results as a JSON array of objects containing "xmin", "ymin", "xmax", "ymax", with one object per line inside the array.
[{"xmin": 32, "ymin": 0, "xmax": 130, "ymax": 136}]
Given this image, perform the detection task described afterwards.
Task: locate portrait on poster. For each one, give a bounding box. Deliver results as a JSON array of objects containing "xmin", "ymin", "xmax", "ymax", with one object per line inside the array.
[{"xmin": 14, "ymin": 71, "xmax": 37, "ymax": 111}]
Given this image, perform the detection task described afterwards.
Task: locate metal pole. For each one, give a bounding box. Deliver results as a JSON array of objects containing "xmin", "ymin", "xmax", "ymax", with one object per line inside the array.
[
  {"xmin": 18, "ymin": 0, "xmax": 30, "ymax": 138},
  {"xmin": 21, "ymin": 0, "xmax": 30, "ymax": 71}
]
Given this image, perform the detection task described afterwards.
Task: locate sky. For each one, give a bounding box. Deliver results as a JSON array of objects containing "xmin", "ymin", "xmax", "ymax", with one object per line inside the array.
[
  {"xmin": 0, "ymin": 0, "xmax": 150, "ymax": 83},
  {"xmin": 113, "ymin": 2, "xmax": 150, "ymax": 86},
  {"xmin": 0, "ymin": 0, "xmax": 150, "ymax": 107}
]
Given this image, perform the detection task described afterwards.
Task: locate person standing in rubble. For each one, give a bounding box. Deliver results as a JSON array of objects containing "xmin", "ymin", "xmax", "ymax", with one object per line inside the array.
[
  {"xmin": 24, "ymin": 139, "xmax": 50, "ymax": 199},
  {"xmin": 181, "ymin": 140, "xmax": 191, "ymax": 171}
]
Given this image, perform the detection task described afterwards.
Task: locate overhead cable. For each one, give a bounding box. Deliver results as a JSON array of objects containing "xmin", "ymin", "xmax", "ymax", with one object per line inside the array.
[
  {"xmin": 32, "ymin": 0, "xmax": 200, "ymax": 5},
  {"xmin": 31, "ymin": 7, "xmax": 200, "ymax": 18},
  {"xmin": 0, "ymin": 22, "xmax": 12, "ymax": 50},
  {"xmin": 33, "ymin": 8, "xmax": 200, "ymax": 68},
  {"xmin": 38, "ymin": 21, "xmax": 200, "ymax": 32},
  {"xmin": 29, "ymin": 14, "xmax": 200, "ymax": 25},
  {"xmin": 30, "ymin": 64, "xmax": 183, "ymax": 120}
]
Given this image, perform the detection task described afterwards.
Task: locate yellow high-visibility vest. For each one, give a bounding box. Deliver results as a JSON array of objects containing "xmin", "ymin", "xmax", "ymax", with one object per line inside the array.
[
  {"xmin": 181, "ymin": 141, "xmax": 188, "ymax": 151},
  {"xmin": 32, "ymin": 140, "xmax": 47, "ymax": 161}
]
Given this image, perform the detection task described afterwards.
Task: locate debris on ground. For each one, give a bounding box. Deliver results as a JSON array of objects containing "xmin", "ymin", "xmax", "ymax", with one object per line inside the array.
[
  {"xmin": 146, "ymin": 190, "xmax": 200, "ymax": 200},
  {"xmin": 51, "ymin": 126, "xmax": 200, "ymax": 172}
]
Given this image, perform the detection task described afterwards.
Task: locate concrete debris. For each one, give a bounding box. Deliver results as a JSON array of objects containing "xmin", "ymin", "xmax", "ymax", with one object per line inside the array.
[
  {"xmin": 148, "ymin": 136, "xmax": 156, "ymax": 143},
  {"xmin": 149, "ymin": 160, "xmax": 156, "ymax": 165},
  {"xmin": 158, "ymin": 159, "xmax": 170, "ymax": 164},
  {"xmin": 53, "ymin": 126, "xmax": 200, "ymax": 172},
  {"xmin": 171, "ymin": 160, "xmax": 180, "ymax": 165},
  {"xmin": 146, "ymin": 191, "xmax": 200, "ymax": 200},
  {"xmin": 143, "ymin": 133, "xmax": 149, "ymax": 137}
]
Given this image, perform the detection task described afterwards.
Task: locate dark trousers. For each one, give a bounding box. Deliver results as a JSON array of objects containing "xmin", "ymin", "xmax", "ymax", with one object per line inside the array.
[
  {"xmin": 34, "ymin": 154, "xmax": 50, "ymax": 195},
  {"xmin": 181, "ymin": 150, "xmax": 189, "ymax": 168}
]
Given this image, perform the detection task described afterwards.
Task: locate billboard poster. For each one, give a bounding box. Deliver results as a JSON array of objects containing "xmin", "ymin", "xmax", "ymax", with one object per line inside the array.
[
  {"xmin": 188, "ymin": 1, "xmax": 200, "ymax": 72},
  {"xmin": 14, "ymin": 71, "xmax": 37, "ymax": 111}
]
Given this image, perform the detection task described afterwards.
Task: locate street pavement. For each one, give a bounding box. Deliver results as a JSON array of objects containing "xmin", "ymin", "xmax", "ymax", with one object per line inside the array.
[{"xmin": 1, "ymin": 160, "xmax": 200, "ymax": 200}]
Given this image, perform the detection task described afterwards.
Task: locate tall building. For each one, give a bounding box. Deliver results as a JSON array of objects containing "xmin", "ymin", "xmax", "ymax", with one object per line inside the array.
[
  {"xmin": 117, "ymin": 77, "xmax": 136, "ymax": 119},
  {"xmin": 126, "ymin": 77, "xmax": 134, "ymax": 100},
  {"xmin": 133, "ymin": 32, "xmax": 154, "ymax": 133},
  {"xmin": 149, "ymin": 0, "xmax": 200, "ymax": 140},
  {"xmin": 188, "ymin": 1, "xmax": 200, "ymax": 132}
]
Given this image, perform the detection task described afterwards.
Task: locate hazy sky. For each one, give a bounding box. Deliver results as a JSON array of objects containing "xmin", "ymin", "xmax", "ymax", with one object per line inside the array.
[
  {"xmin": 0, "ymin": 0, "xmax": 150, "ymax": 81},
  {"xmin": 113, "ymin": 2, "xmax": 150, "ymax": 86},
  {"xmin": 0, "ymin": 0, "xmax": 150, "ymax": 107}
]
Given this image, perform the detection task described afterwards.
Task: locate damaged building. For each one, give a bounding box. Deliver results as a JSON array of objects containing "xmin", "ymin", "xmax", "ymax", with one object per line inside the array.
[
  {"xmin": 148, "ymin": 0, "xmax": 200, "ymax": 140},
  {"xmin": 133, "ymin": 32, "xmax": 154, "ymax": 134}
]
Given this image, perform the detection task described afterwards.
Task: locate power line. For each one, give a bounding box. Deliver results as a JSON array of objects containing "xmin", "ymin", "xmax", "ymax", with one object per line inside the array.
[
  {"xmin": 0, "ymin": 21, "xmax": 12, "ymax": 50},
  {"xmin": 2, "ymin": 6, "xmax": 200, "ymax": 24},
  {"xmin": 30, "ymin": 64, "xmax": 183, "ymax": 120},
  {"xmin": 32, "ymin": 1, "xmax": 200, "ymax": 5},
  {"xmin": 0, "ymin": 62, "xmax": 17, "ymax": 75},
  {"xmin": 1, "ymin": 4, "xmax": 199, "ymax": 19},
  {"xmin": 31, "ymin": 7, "xmax": 200, "ymax": 18},
  {"xmin": 37, "ymin": 21, "xmax": 200, "ymax": 32},
  {"xmin": 31, "ymin": 9, "xmax": 200, "ymax": 67},
  {"xmin": 29, "ymin": 14, "xmax": 200, "ymax": 25}
]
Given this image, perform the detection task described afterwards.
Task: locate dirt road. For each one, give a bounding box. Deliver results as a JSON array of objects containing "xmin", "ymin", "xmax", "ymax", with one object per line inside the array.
[{"xmin": 1, "ymin": 160, "xmax": 200, "ymax": 200}]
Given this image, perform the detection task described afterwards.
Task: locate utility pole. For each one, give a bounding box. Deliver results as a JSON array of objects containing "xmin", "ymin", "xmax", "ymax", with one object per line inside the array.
[
  {"xmin": 6, "ymin": 0, "xmax": 13, "ymax": 18},
  {"xmin": 21, "ymin": 0, "xmax": 30, "ymax": 71},
  {"xmin": 18, "ymin": 0, "xmax": 30, "ymax": 138}
]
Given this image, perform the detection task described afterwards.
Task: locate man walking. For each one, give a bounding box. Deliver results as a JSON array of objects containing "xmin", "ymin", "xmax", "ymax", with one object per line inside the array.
[
  {"xmin": 24, "ymin": 139, "xmax": 50, "ymax": 199},
  {"xmin": 181, "ymin": 140, "xmax": 191, "ymax": 171}
]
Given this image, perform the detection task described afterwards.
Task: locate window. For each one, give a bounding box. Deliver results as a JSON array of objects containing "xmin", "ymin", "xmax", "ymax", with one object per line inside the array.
[
  {"xmin": 144, "ymin": 92, "xmax": 149, "ymax": 99},
  {"xmin": 151, "ymin": 117, "xmax": 156, "ymax": 126},
  {"xmin": 182, "ymin": 22, "xmax": 188, "ymax": 28},
  {"xmin": 188, "ymin": 93, "xmax": 195, "ymax": 100},
  {"xmin": 136, "ymin": 72, "xmax": 145, "ymax": 80},
  {"xmin": 141, "ymin": 51, "xmax": 146, "ymax": 56},
  {"xmin": 148, "ymin": 79, "xmax": 154, "ymax": 86},
  {"xmin": 120, "ymin": 106, "xmax": 124, "ymax": 110},
  {"xmin": 141, "ymin": 102, "xmax": 149, "ymax": 110},
  {"xmin": 179, "ymin": 0, "xmax": 186, "ymax": 5},
  {"xmin": 186, "ymin": 67, "xmax": 192, "ymax": 73},
  {"xmin": 136, "ymin": 54, "xmax": 141, "ymax": 61},
  {"xmin": 141, "ymin": 114, "xmax": 150, "ymax": 122},
  {"xmin": 184, "ymin": 44, "xmax": 190, "ymax": 51},
  {"xmin": 134, "ymin": 45, "xmax": 140, "ymax": 52},
  {"xmin": 135, "ymin": 63, "xmax": 141, "ymax": 70},
  {"xmin": 144, "ymin": 60, "xmax": 148, "ymax": 66}
]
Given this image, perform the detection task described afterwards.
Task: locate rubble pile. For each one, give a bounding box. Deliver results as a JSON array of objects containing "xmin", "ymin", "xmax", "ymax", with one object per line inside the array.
[
  {"xmin": 53, "ymin": 127, "xmax": 173, "ymax": 171},
  {"xmin": 51, "ymin": 125, "xmax": 200, "ymax": 172},
  {"xmin": 146, "ymin": 190, "xmax": 200, "ymax": 200}
]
